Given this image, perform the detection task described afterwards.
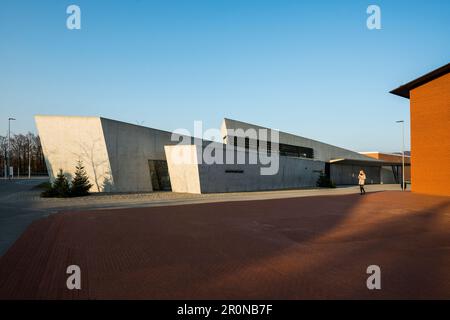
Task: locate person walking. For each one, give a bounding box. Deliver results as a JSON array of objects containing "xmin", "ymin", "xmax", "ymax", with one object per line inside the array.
[{"xmin": 358, "ymin": 170, "xmax": 366, "ymax": 195}]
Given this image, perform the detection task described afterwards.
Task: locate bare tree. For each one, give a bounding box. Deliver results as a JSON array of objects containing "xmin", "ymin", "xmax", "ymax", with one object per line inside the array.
[
  {"xmin": 0, "ymin": 133, "xmax": 47, "ymax": 177},
  {"xmin": 0, "ymin": 136, "xmax": 7, "ymax": 176}
]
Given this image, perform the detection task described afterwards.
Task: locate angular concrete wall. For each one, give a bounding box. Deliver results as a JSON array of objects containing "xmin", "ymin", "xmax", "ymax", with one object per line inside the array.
[
  {"xmin": 164, "ymin": 145, "xmax": 202, "ymax": 194},
  {"xmin": 36, "ymin": 115, "xmax": 187, "ymax": 193},
  {"xmin": 166, "ymin": 144, "xmax": 325, "ymax": 193},
  {"xmin": 36, "ymin": 115, "xmax": 382, "ymax": 194},
  {"xmin": 35, "ymin": 115, "xmax": 113, "ymax": 192},
  {"xmin": 100, "ymin": 118, "xmax": 182, "ymax": 192},
  {"xmin": 221, "ymin": 118, "xmax": 376, "ymax": 162}
]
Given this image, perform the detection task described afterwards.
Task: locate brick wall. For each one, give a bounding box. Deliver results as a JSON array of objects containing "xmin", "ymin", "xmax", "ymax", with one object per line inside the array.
[{"xmin": 410, "ymin": 73, "xmax": 450, "ymax": 196}]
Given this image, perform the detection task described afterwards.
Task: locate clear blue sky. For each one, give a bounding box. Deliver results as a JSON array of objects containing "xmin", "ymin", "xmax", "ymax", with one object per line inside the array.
[{"xmin": 1, "ymin": 0, "xmax": 449, "ymax": 152}]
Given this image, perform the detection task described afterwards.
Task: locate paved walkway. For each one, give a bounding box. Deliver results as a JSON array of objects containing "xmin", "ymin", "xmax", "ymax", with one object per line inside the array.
[
  {"xmin": 0, "ymin": 178, "xmax": 51, "ymax": 256},
  {"xmin": 0, "ymin": 178, "xmax": 400, "ymax": 256},
  {"xmin": 1, "ymin": 190, "xmax": 449, "ymax": 299}
]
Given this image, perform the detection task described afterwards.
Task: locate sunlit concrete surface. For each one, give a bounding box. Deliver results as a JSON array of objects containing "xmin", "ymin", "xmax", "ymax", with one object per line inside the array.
[
  {"xmin": 35, "ymin": 115, "xmax": 187, "ymax": 193},
  {"xmin": 0, "ymin": 190, "xmax": 449, "ymax": 299},
  {"xmin": 35, "ymin": 115, "xmax": 113, "ymax": 192}
]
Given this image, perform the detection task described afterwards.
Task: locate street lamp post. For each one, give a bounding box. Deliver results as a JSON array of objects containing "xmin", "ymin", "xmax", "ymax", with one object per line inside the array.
[
  {"xmin": 7, "ymin": 118, "xmax": 16, "ymax": 179},
  {"xmin": 396, "ymin": 120, "xmax": 405, "ymax": 191},
  {"xmin": 28, "ymin": 135, "xmax": 31, "ymax": 179}
]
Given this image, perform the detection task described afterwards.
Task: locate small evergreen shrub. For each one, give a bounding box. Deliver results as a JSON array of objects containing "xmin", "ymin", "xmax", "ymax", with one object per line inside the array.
[
  {"xmin": 40, "ymin": 182, "xmax": 56, "ymax": 197},
  {"xmin": 41, "ymin": 161, "xmax": 92, "ymax": 198},
  {"xmin": 41, "ymin": 169, "xmax": 70, "ymax": 197},
  {"xmin": 70, "ymin": 160, "xmax": 93, "ymax": 197}
]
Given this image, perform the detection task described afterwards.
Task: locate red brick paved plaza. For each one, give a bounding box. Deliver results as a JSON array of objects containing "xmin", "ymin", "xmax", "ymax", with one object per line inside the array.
[{"xmin": 1, "ymin": 191, "xmax": 449, "ymax": 299}]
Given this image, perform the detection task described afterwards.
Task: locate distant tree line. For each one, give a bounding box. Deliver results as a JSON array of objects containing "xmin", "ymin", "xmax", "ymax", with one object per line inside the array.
[{"xmin": 0, "ymin": 133, "xmax": 48, "ymax": 177}]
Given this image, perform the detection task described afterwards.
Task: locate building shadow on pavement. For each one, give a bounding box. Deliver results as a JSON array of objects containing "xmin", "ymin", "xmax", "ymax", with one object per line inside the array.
[{"xmin": 0, "ymin": 191, "xmax": 449, "ymax": 299}]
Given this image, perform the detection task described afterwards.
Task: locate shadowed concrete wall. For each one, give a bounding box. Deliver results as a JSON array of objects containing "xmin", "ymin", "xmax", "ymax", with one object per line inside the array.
[
  {"xmin": 330, "ymin": 164, "xmax": 380, "ymax": 185},
  {"xmin": 35, "ymin": 115, "xmax": 113, "ymax": 192},
  {"xmin": 381, "ymin": 167, "xmax": 396, "ymax": 184},
  {"xmin": 100, "ymin": 118, "xmax": 184, "ymax": 192},
  {"xmin": 166, "ymin": 143, "xmax": 325, "ymax": 194}
]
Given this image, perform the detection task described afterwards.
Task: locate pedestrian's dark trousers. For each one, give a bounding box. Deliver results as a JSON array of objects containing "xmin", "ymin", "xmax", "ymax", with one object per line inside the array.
[{"xmin": 360, "ymin": 184, "xmax": 365, "ymax": 194}]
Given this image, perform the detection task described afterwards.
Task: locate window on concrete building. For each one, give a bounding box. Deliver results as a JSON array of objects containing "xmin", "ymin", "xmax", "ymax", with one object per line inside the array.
[
  {"xmin": 232, "ymin": 136, "xmax": 251, "ymax": 150},
  {"xmin": 267, "ymin": 141, "xmax": 272, "ymax": 155},
  {"xmin": 225, "ymin": 169, "xmax": 244, "ymax": 173},
  {"xmin": 279, "ymin": 143, "xmax": 314, "ymax": 159}
]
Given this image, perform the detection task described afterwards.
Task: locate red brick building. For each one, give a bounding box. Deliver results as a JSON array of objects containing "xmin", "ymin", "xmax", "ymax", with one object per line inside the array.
[{"xmin": 391, "ymin": 63, "xmax": 450, "ymax": 196}]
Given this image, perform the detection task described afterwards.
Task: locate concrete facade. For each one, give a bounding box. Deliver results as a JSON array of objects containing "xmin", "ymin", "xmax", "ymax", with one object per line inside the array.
[
  {"xmin": 330, "ymin": 163, "xmax": 380, "ymax": 185},
  {"xmin": 35, "ymin": 115, "xmax": 186, "ymax": 192},
  {"xmin": 221, "ymin": 118, "xmax": 382, "ymax": 186},
  {"xmin": 166, "ymin": 119, "xmax": 382, "ymax": 193},
  {"xmin": 37, "ymin": 115, "xmax": 387, "ymax": 194},
  {"xmin": 164, "ymin": 145, "xmax": 202, "ymax": 194},
  {"xmin": 35, "ymin": 116, "xmax": 113, "ymax": 192},
  {"xmin": 221, "ymin": 118, "xmax": 375, "ymax": 162},
  {"xmin": 100, "ymin": 118, "xmax": 185, "ymax": 192},
  {"xmin": 166, "ymin": 143, "xmax": 324, "ymax": 193}
]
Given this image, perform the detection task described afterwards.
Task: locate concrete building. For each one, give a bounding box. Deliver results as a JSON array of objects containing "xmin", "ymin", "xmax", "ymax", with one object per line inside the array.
[
  {"xmin": 165, "ymin": 142, "xmax": 326, "ymax": 194},
  {"xmin": 36, "ymin": 115, "xmax": 391, "ymax": 194},
  {"xmin": 391, "ymin": 63, "xmax": 450, "ymax": 196},
  {"xmin": 166, "ymin": 118, "xmax": 386, "ymax": 193},
  {"xmin": 35, "ymin": 115, "xmax": 190, "ymax": 192},
  {"xmin": 360, "ymin": 152, "xmax": 411, "ymax": 185}
]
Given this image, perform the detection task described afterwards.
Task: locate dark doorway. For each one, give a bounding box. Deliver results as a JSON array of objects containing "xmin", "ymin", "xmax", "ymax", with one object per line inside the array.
[
  {"xmin": 148, "ymin": 160, "xmax": 172, "ymax": 191},
  {"xmin": 325, "ymin": 163, "xmax": 331, "ymax": 178}
]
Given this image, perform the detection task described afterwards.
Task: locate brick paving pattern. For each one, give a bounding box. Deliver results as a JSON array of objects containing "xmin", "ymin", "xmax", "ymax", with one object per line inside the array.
[{"xmin": 1, "ymin": 191, "xmax": 449, "ymax": 299}]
